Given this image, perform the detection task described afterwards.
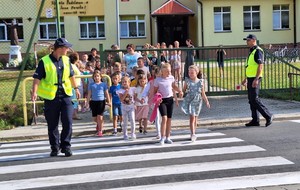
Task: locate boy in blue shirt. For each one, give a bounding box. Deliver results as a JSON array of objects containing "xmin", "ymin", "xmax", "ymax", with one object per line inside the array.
[{"xmin": 109, "ymin": 71, "xmax": 123, "ymax": 135}]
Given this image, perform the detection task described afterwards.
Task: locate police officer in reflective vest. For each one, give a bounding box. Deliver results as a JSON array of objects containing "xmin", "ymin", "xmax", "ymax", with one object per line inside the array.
[
  {"xmin": 242, "ymin": 34, "xmax": 273, "ymax": 127},
  {"xmin": 31, "ymin": 38, "xmax": 80, "ymax": 157}
]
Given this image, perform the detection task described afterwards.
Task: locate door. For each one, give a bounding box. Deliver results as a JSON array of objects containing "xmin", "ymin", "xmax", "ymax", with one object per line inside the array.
[{"xmin": 157, "ymin": 16, "xmax": 188, "ymax": 46}]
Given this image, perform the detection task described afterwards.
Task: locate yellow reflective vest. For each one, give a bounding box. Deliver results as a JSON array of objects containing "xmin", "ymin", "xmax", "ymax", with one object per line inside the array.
[
  {"xmin": 246, "ymin": 46, "xmax": 264, "ymax": 78},
  {"xmin": 37, "ymin": 55, "xmax": 73, "ymax": 100}
]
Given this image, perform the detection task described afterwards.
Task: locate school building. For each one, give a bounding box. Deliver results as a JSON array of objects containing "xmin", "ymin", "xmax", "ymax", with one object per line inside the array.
[{"xmin": 0, "ymin": 0, "xmax": 299, "ymax": 59}]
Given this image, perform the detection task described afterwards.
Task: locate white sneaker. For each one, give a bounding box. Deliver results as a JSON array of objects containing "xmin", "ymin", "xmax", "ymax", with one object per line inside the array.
[
  {"xmin": 124, "ymin": 135, "xmax": 129, "ymax": 140},
  {"xmin": 191, "ymin": 134, "xmax": 197, "ymax": 142},
  {"xmin": 131, "ymin": 134, "xmax": 136, "ymax": 140},
  {"xmin": 165, "ymin": 138, "xmax": 173, "ymax": 144},
  {"xmin": 159, "ymin": 138, "xmax": 165, "ymax": 145}
]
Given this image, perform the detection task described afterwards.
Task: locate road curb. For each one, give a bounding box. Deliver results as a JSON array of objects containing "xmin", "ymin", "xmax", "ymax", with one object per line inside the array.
[{"xmin": 1, "ymin": 114, "xmax": 299, "ymax": 142}]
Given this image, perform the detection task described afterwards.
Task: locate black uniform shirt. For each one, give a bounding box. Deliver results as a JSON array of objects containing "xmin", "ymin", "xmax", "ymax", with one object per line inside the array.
[{"xmin": 33, "ymin": 54, "xmax": 74, "ymax": 97}]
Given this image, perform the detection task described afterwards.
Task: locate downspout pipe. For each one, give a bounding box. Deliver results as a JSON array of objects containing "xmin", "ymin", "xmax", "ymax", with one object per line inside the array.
[
  {"xmin": 149, "ymin": 0, "xmax": 153, "ymax": 45},
  {"xmin": 196, "ymin": 0, "xmax": 204, "ymax": 47},
  {"xmin": 293, "ymin": 0, "xmax": 297, "ymax": 47},
  {"xmin": 116, "ymin": 0, "xmax": 120, "ymax": 46}
]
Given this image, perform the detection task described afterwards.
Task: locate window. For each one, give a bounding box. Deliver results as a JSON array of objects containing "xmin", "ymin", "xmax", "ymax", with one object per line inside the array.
[
  {"xmin": 79, "ymin": 16, "xmax": 105, "ymax": 39},
  {"xmin": 214, "ymin": 7, "xmax": 231, "ymax": 32},
  {"xmin": 39, "ymin": 18, "xmax": 65, "ymax": 40},
  {"xmin": 273, "ymin": 5, "xmax": 289, "ymax": 29},
  {"xmin": 243, "ymin": 6, "xmax": 260, "ymax": 30},
  {"xmin": 120, "ymin": 15, "xmax": 145, "ymax": 38},
  {"xmin": 0, "ymin": 18, "xmax": 24, "ymax": 42}
]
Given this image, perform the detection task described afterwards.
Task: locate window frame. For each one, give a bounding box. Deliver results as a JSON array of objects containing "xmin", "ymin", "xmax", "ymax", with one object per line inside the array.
[
  {"xmin": 79, "ymin": 16, "xmax": 105, "ymax": 39},
  {"xmin": 120, "ymin": 15, "xmax": 146, "ymax": 38},
  {"xmin": 214, "ymin": 7, "xmax": 231, "ymax": 32},
  {"xmin": 273, "ymin": 4, "xmax": 290, "ymax": 30},
  {"xmin": 243, "ymin": 5, "xmax": 260, "ymax": 31},
  {"xmin": 0, "ymin": 18, "xmax": 24, "ymax": 42},
  {"xmin": 38, "ymin": 18, "xmax": 65, "ymax": 40}
]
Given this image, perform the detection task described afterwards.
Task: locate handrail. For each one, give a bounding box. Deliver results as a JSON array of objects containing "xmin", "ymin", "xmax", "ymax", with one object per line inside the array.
[
  {"xmin": 22, "ymin": 74, "xmax": 112, "ymax": 126},
  {"xmin": 288, "ymin": 72, "xmax": 300, "ymax": 100}
]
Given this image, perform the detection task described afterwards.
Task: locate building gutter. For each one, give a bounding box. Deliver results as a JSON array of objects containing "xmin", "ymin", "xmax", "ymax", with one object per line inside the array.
[{"xmin": 196, "ymin": 0, "xmax": 204, "ymax": 47}]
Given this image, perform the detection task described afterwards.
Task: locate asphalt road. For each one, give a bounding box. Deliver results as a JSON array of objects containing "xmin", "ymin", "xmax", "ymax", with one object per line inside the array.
[{"xmin": 0, "ymin": 120, "xmax": 300, "ymax": 190}]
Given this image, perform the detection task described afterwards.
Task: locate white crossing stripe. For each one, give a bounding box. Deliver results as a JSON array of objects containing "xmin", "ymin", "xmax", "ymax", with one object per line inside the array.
[
  {"xmin": 0, "ymin": 130, "xmax": 220, "ymax": 148},
  {"xmin": 0, "ymin": 137, "xmax": 243, "ymax": 162},
  {"xmin": 0, "ymin": 133, "xmax": 227, "ymax": 153},
  {"xmin": 0, "ymin": 156, "xmax": 293, "ymax": 190},
  {"xmin": 290, "ymin": 120, "xmax": 300, "ymax": 123},
  {"xmin": 114, "ymin": 171, "xmax": 300, "ymax": 190},
  {"xmin": 0, "ymin": 145, "xmax": 265, "ymax": 174}
]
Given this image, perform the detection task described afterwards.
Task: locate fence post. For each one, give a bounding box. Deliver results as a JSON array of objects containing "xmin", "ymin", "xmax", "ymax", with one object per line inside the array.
[
  {"xmin": 22, "ymin": 77, "xmax": 32, "ymax": 126},
  {"xmin": 288, "ymin": 73, "xmax": 293, "ymax": 100},
  {"xmin": 206, "ymin": 58, "xmax": 210, "ymax": 92},
  {"xmin": 99, "ymin": 44, "xmax": 104, "ymax": 67}
]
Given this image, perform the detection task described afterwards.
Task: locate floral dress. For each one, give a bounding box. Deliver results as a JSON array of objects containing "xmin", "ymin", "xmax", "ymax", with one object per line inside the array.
[{"xmin": 181, "ymin": 78, "xmax": 203, "ymax": 116}]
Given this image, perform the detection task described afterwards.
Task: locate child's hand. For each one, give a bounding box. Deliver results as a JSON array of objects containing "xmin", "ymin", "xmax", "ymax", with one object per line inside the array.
[
  {"xmin": 141, "ymin": 98, "xmax": 145, "ymax": 104},
  {"xmin": 106, "ymin": 102, "xmax": 112, "ymax": 107},
  {"xmin": 178, "ymin": 91, "xmax": 183, "ymax": 98},
  {"xmin": 241, "ymin": 78, "xmax": 247, "ymax": 86},
  {"xmin": 175, "ymin": 100, "xmax": 179, "ymax": 107},
  {"xmin": 159, "ymin": 99, "xmax": 163, "ymax": 105},
  {"xmin": 206, "ymin": 101, "xmax": 210, "ymax": 109}
]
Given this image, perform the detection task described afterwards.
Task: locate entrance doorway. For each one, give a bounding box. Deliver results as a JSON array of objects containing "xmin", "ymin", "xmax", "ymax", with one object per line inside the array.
[{"xmin": 157, "ymin": 16, "xmax": 188, "ymax": 46}]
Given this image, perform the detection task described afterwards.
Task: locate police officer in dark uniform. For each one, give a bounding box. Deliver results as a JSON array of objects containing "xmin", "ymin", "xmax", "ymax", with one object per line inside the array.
[
  {"xmin": 241, "ymin": 34, "xmax": 273, "ymax": 127},
  {"xmin": 31, "ymin": 38, "xmax": 80, "ymax": 157}
]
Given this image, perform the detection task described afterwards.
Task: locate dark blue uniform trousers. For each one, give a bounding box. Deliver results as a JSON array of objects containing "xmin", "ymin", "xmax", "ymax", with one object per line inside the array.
[
  {"xmin": 247, "ymin": 77, "xmax": 272, "ymax": 123},
  {"xmin": 44, "ymin": 96, "xmax": 73, "ymax": 151}
]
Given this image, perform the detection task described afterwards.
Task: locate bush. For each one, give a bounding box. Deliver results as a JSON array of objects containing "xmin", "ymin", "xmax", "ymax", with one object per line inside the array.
[
  {"xmin": 0, "ymin": 58, "xmax": 7, "ymax": 69},
  {"xmin": 19, "ymin": 48, "xmax": 50, "ymax": 71},
  {"xmin": 0, "ymin": 102, "xmax": 34, "ymax": 128},
  {"xmin": 0, "ymin": 119, "xmax": 13, "ymax": 130},
  {"xmin": 37, "ymin": 48, "xmax": 51, "ymax": 60},
  {"xmin": 0, "ymin": 61, "xmax": 4, "ymax": 70},
  {"xmin": 22, "ymin": 53, "xmax": 36, "ymax": 70}
]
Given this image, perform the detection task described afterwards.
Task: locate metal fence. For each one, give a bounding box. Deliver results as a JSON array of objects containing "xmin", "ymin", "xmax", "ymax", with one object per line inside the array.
[{"xmin": 104, "ymin": 46, "xmax": 300, "ymax": 96}]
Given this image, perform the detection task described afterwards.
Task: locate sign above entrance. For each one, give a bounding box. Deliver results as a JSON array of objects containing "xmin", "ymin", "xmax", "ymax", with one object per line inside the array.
[{"xmin": 36, "ymin": 0, "xmax": 104, "ymax": 16}]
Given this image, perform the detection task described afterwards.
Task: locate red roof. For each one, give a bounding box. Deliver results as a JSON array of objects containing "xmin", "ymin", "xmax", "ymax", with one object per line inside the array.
[{"xmin": 152, "ymin": 0, "xmax": 194, "ymax": 16}]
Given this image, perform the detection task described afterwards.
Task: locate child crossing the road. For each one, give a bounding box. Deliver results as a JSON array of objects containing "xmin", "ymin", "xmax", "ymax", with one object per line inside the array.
[
  {"xmin": 134, "ymin": 73, "xmax": 149, "ymax": 134},
  {"xmin": 153, "ymin": 63, "xmax": 183, "ymax": 145},
  {"xmin": 109, "ymin": 72, "xmax": 122, "ymax": 135},
  {"xmin": 117, "ymin": 76, "xmax": 136, "ymax": 140},
  {"xmin": 87, "ymin": 70, "xmax": 111, "ymax": 137},
  {"xmin": 181, "ymin": 65, "xmax": 210, "ymax": 142}
]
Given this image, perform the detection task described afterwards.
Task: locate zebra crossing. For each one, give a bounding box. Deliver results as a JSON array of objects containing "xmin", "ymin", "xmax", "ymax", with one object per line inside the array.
[{"xmin": 0, "ymin": 128, "xmax": 299, "ymax": 190}]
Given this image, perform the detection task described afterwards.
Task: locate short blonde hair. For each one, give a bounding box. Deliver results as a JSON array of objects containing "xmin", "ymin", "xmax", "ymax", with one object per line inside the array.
[
  {"xmin": 161, "ymin": 63, "xmax": 171, "ymax": 70},
  {"xmin": 121, "ymin": 75, "xmax": 130, "ymax": 83},
  {"xmin": 188, "ymin": 65, "xmax": 199, "ymax": 74}
]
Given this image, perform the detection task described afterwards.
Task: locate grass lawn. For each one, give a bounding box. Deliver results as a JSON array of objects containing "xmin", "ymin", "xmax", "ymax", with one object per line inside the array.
[
  {"xmin": 0, "ymin": 70, "xmax": 34, "ymax": 103},
  {"xmin": 195, "ymin": 60, "xmax": 300, "ymax": 93}
]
